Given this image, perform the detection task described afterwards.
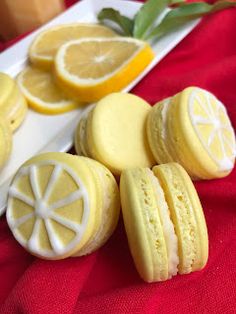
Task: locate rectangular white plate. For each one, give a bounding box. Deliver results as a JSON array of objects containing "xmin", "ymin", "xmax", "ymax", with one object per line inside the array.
[{"xmin": 0, "ymin": 0, "xmax": 199, "ymax": 214}]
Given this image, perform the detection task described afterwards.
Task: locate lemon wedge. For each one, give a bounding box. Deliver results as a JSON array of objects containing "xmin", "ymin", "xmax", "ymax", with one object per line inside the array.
[{"xmin": 54, "ymin": 37, "xmax": 155, "ymax": 103}]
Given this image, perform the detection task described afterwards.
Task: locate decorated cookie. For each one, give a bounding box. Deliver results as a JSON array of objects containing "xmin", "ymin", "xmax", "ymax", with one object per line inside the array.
[
  {"xmin": 6, "ymin": 153, "xmax": 120, "ymax": 260},
  {"xmin": 74, "ymin": 93, "xmax": 155, "ymax": 175},
  {"xmin": 120, "ymin": 163, "xmax": 208, "ymax": 282},
  {"xmin": 147, "ymin": 87, "xmax": 236, "ymax": 179},
  {"xmin": 0, "ymin": 72, "xmax": 28, "ymax": 132}
]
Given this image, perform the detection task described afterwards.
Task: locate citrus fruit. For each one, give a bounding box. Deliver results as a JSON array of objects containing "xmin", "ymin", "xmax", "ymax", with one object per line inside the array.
[
  {"xmin": 54, "ymin": 37, "xmax": 155, "ymax": 103},
  {"xmin": 17, "ymin": 66, "xmax": 79, "ymax": 114},
  {"xmin": 29, "ymin": 23, "xmax": 117, "ymax": 69}
]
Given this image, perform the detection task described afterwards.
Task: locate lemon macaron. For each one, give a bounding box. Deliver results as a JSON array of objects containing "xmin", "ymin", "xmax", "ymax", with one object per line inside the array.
[
  {"xmin": 6, "ymin": 153, "xmax": 120, "ymax": 260},
  {"xmin": 74, "ymin": 93, "xmax": 155, "ymax": 175},
  {"xmin": 0, "ymin": 72, "xmax": 28, "ymax": 132},
  {"xmin": 147, "ymin": 87, "xmax": 236, "ymax": 179},
  {"xmin": 120, "ymin": 163, "xmax": 208, "ymax": 282}
]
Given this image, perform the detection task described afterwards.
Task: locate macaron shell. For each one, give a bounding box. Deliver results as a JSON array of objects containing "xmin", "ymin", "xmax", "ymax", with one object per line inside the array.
[
  {"xmin": 167, "ymin": 87, "xmax": 235, "ymax": 179},
  {"xmin": 0, "ymin": 118, "xmax": 12, "ymax": 170},
  {"xmin": 147, "ymin": 98, "xmax": 174, "ymax": 165},
  {"xmin": 120, "ymin": 168, "xmax": 168, "ymax": 282},
  {"xmin": 152, "ymin": 163, "xmax": 208, "ymax": 274},
  {"xmin": 74, "ymin": 105, "xmax": 95, "ymax": 157},
  {"xmin": 7, "ymin": 152, "xmax": 99, "ymax": 259},
  {"xmin": 73, "ymin": 157, "xmax": 120, "ymax": 256},
  {"xmin": 86, "ymin": 93, "xmax": 155, "ymax": 175}
]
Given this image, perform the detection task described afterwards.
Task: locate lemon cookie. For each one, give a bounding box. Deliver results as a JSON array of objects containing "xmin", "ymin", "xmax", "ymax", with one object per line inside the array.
[
  {"xmin": 147, "ymin": 87, "xmax": 236, "ymax": 179},
  {"xmin": 74, "ymin": 93, "xmax": 155, "ymax": 175},
  {"xmin": 0, "ymin": 118, "xmax": 12, "ymax": 170},
  {"xmin": 6, "ymin": 153, "xmax": 120, "ymax": 259},
  {"xmin": 0, "ymin": 72, "xmax": 28, "ymax": 131},
  {"xmin": 120, "ymin": 163, "xmax": 208, "ymax": 282}
]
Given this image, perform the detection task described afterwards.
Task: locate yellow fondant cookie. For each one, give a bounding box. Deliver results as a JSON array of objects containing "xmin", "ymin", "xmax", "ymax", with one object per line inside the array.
[
  {"xmin": 6, "ymin": 153, "xmax": 120, "ymax": 259},
  {"xmin": 147, "ymin": 87, "xmax": 236, "ymax": 179}
]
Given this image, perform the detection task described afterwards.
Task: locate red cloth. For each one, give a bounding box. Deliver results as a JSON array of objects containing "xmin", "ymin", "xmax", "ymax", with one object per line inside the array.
[{"xmin": 0, "ymin": 1, "xmax": 236, "ymax": 313}]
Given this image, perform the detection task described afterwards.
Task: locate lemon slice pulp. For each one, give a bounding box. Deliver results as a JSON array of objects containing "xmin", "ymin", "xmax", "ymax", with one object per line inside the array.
[
  {"xmin": 55, "ymin": 37, "xmax": 155, "ymax": 102},
  {"xmin": 17, "ymin": 66, "xmax": 79, "ymax": 114}
]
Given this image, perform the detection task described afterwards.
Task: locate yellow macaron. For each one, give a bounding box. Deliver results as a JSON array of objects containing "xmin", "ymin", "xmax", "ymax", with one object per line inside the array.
[
  {"xmin": 0, "ymin": 117, "xmax": 12, "ymax": 170},
  {"xmin": 147, "ymin": 87, "xmax": 236, "ymax": 179},
  {"xmin": 6, "ymin": 153, "xmax": 120, "ymax": 260},
  {"xmin": 120, "ymin": 163, "xmax": 208, "ymax": 282},
  {"xmin": 0, "ymin": 72, "xmax": 28, "ymax": 132},
  {"xmin": 74, "ymin": 92, "xmax": 155, "ymax": 175}
]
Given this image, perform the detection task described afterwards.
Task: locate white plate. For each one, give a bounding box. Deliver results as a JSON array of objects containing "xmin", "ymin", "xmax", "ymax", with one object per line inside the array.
[{"xmin": 0, "ymin": 0, "xmax": 199, "ymax": 215}]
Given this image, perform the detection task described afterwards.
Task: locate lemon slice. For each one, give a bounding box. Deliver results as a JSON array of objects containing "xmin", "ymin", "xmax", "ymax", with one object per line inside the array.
[
  {"xmin": 189, "ymin": 88, "xmax": 236, "ymax": 172},
  {"xmin": 17, "ymin": 66, "xmax": 79, "ymax": 114},
  {"xmin": 7, "ymin": 158, "xmax": 90, "ymax": 259},
  {"xmin": 54, "ymin": 37, "xmax": 155, "ymax": 103},
  {"xmin": 29, "ymin": 23, "xmax": 117, "ymax": 69}
]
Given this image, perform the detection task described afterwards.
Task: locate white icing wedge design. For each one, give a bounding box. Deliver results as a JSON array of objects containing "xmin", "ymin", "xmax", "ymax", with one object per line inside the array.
[
  {"xmin": 7, "ymin": 160, "xmax": 90, "ymax": 258},
  {"xmin": 188, "ymin": 88, "xmax": 236, "ymax": 171}
]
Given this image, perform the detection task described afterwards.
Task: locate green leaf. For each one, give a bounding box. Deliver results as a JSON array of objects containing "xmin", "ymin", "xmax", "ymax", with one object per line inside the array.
[
  {"xmin": 147, "ymin": 1, "xmax": 236, "ymax": 40},
  {"xmin": 133, "ymin": 0, "xmax": 169, "ymax": 39},
  {"xmin": 169, "ymin": 0, "xmax": 185, "ymax": 5},
  {"xmin": 97, "ymin": 8, "xmax": 134, "ymax": 36}
]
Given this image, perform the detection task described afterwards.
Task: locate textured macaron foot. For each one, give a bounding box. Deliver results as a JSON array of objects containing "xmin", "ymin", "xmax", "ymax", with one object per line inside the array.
[
  {"xmin": 147, "ymin": 87, "xmax": 236, "ymax": 179},
  {"xmin": 6, "ymin": 153, "xmax": 120, "ymax": 259},
  {"xmin": 74, "ymin": 92, "xmax": 155, "ymax": 175},
  {"xmin": 120, "ymin": 163, "xmax": 208, "ymax": 282}
]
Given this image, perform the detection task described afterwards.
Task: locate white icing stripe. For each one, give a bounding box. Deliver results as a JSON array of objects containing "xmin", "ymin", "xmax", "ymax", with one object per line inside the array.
[
  {"xmin": 50, "ymin": 213, "xmax": 81, "ymax": 233},
  {"xmin": 161, "ymin": 98, "xmax": 171, "ymax": 140},
  {"xmin": 147, "ymin": 169, "xmax": 179, "ymax": 278},
  {"xmin": 207, "ymin": 129, "xmax": 217, "ymax": 147},
  {"xmin": 50, "ymin": 190, "xmax": 83, "ymax": 210},
  {"xmin": 30, "ymin": 166, "xmax": 41, "ymax": 200},
  {"xmin": 44, "ymin": 218, "xmax": 65, "ymax": 254},
  {"xmin": 43, "ymin": 165, "xmax": 62, "ymax": 201},
  {"xmin": 28, "ymin": 218, "xmax": 41, "ymax": 252},
  {"xmin": 193, "ymin": 116, "xmax": 213, "ymax": 125},
  {"xmin": 10, "ymin": 212, "xmax": 34, "ymax": 229},
  {"xmin": 9, "ymin": 187, "xmax": 35, "ymax": 207}
]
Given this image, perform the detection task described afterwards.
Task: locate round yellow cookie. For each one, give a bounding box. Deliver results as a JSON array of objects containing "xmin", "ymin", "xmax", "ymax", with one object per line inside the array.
[
  {"xmin": 120, "ymin": 163, "xmax": 208, "ymax": 282},
  {"xmin": 0, "ymin": 72, "xmax": 28, "ymax": 131},
  {"xmin": 6, "ymin": 153, "xmax": 120, "ymax": 260},
  {"xmin": 147, "ymin": 87, "xmax": 236, "ymax": 179},
  {"xmin": 74, "ymin": 92, "xmax": 155, "ymax": 175}
]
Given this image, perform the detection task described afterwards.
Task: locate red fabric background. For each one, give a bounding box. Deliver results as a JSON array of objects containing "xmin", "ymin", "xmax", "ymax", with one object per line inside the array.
[{"xmin": 0, "ymin": 1, "xmax": 236, "ymax": 313}]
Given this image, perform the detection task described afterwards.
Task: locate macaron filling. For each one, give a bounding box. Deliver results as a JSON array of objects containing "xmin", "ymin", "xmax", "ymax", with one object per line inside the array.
[
  {"xmin": 147, "ymin": 169, "xmax": 179, "ymax": 278},
  {"xmin": 75, "ymin": 105, "xmax": 95, "ymax": 157}
]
